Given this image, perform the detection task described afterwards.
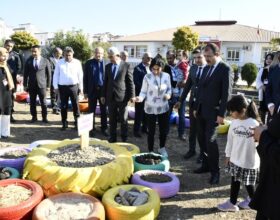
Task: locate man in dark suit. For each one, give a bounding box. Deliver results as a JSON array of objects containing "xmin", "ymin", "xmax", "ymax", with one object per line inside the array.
[
  {"xmin": 4, "ymin": 39, "xmax": 22, "ymax": 122},
  {"xmin": 101, "ymin": 47, "xmax": 135, "ymax": 143},
  {"xmin": 176, "ymin": 48, "xmax": 207, "ymax": 161},
  {"xmin": 194, "ymin": 43, "xmax": 233, "ymax": 185},
  {"xmin": 24, "ymin": 45, "xmax": 51, "ymax": 123},
  {"xmin": 132, "ymin": 52, "xmax": 152, "ymax": 137},
  {"xmin": 84, "ymin": 47, "xmax": 108, "ymax": 137}
]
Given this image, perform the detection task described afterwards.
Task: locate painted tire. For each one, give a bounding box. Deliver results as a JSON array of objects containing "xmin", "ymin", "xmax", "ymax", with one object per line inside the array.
[
  {"xmin": 217, "ymin": 120, "xmax": 231, "ymax": 134},
  {"xmin": 128, "ymin": 106, "xmax": 135, "ymax": 119},
  {"xmin": 176, "ymin": 116, "xmax": 190, "ymax": 128},
  {"xmin": 0, "ymin": 166, "xmax": 21, "ymax": 179},
  {"xmin": 95, "ymin": 105, "xmax": 101, "ymax": 115},
  {"xmin": 102, "ymin": 184, "xmax": 160, "ymax": 220},
  {"xmin": 131, "ymin": 170, "xmax": 180, "ymax": 198},
  {"xmin": 133, "ymin": 153, "xmax": 170, "ymax": 172},
  {"xmin": 15, "ymin": 92, "xmax": 28, "ymax": 102},
  {"xmin": 169, "ymin": 111, "xmax": 178, "ymax": 124},
  {"xmin": 115, "ymin": 142, "xmax": 140, "ymax": 155},
  {"xmin": 0, "ymin": 179, "xmax": 44, "ymax": 220},
  {"xmin": 28, "ymin": 140, "xmax": 59, "ymax": 150},
  {"xmin": 32, "ymin": 192, "xmax": 105, "ymax": 220},
  {"xmin": 23, "ymin": 139, "xmax": 134, "ymax": 197},
  {"xmin": 79, "ymin": 101, "xmax": 89, "ymax": 112},
  {"xmin": 0, "ymin": 147, "xmax": 31, "ymax": 172}
]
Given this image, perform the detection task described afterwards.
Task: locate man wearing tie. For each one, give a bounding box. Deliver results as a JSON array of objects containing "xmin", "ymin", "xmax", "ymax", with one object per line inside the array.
[
  {"xmin": 101, "ymin": 47, "xmax": 134, "ymax": 143},
  {"xmin": 132, "ymin": 52, "xmax": 152, "ymax": 137},
  {"xmin": 176, "ymin": 48, "xmax": 207, "ymax": 161},
  {"xmin": 194, "ymin": 43, "xmax": 233, "ymax": 185},
  {"xmin": 84, "ymin": 47, "xmax": 108, "ymax": 137},
  {"xmin": 24, "ymin": 45, "xmax": 51, "ymax": 123}
]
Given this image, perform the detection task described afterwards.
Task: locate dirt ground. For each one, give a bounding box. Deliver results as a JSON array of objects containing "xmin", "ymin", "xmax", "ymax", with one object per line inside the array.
[{"xmin": 0, "ymin": 102, "xmax": 256, "ymax": 220}]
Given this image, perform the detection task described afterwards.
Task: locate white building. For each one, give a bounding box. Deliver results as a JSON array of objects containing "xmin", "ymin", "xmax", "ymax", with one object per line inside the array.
[
  {"xmin": 111, "ymin": 21, "xmax": 280, "ymax": 67},
  {"xmin": 0, "ymin": 18, "xmax": 13, "ymax": 39}
]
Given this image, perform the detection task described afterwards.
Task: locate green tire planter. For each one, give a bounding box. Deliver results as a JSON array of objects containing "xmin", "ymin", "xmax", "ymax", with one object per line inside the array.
[{"xmin": 133, "ymin": 153, "xmax": 170, "ymax": 172}]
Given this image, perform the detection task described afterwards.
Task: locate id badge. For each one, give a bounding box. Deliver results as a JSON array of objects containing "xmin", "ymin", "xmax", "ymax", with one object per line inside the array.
[
  {"xmin": 155, "ymin": 97, "xmax": 161, "ymax": 103},
  {"xmin": 2, "ymin": 79, "xmax": 8, "ymax": 86}
]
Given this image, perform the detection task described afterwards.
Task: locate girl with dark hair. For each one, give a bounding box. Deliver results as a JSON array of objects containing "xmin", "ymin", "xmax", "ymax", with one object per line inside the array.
[
  {"xmin": 256, "ymin": 53, "xmax": 274, "ymax": 123},
  {"xmin": 218, "ymin": 95, "xmax": 260, "ymax": 212}
]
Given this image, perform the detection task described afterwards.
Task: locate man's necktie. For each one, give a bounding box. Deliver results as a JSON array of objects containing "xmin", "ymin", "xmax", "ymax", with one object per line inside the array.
[
  {"xmin": 204, "ymin": 65, "xmax": 214, "ymax": 81},
  {"xmin": 196, "ymin": 67, "xmax": 202, "ymax": 84},
  {"xmin": 34, "ymin": 59, "xmax": 39, "ymax": 70},
  {"xmin": 112, "ymin": 64, "xmax": 117, "ymax": 79}
]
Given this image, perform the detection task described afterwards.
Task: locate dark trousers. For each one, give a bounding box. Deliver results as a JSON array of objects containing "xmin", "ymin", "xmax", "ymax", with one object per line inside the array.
[
  {"xmin": 255, "ymin": 212, "xmax": 269, "ymax": 220},
  {"xmin": 88, "ymin": 88, "xmax": 107, "ymax": 131},
  {"xmin": 168, "ymin": 96, "xmax": 186, "ymax": 136},
  {"xmin": 146, "ymin": 111, "xmax": 169, "ymax": 152},
  {"xmin": 189, "ymin": 106, "xmax": 199, "ymax": 153},
  {"xmin": 108, "ymin": 101, "xmax": 128, "ymax": 141},
  {"xmin": 58, "ymin": 84, "xmax": 80, "ymax": 122},
  {"xmin": 197, "ymin": 114, "xmax": 219, "ymax": 173},
  {"xmin": 133, "ymin": 102, "xmax": 147, "ymax": 133},
  {"xmin": 230, "ymin": 177, "xmax": 255, "ymax": 204},
  {"xmin": 29, "ymin": 85, "xmax": 47, "ymax": 119}
]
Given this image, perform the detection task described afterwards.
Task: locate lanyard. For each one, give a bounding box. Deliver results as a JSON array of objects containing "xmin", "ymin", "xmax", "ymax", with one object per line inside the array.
[{"xmin": 154, "ymin": 73, "xmax": 162, "ymax": 96}]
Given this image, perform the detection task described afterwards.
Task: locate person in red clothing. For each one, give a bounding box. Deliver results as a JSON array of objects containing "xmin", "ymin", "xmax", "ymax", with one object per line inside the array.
[{"xmin": 176, "ymin": 50, "xmax": 189, "ymax": 88}]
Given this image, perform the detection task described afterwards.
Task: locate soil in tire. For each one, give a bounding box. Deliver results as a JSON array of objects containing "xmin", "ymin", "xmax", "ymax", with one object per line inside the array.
[
  {"xmin": 140, "ymin": 173, "xmax": 172, "ymax": 183},
  {"xmin": 135, "ymin": 154, "xmax": 162, "ymax": 165}
]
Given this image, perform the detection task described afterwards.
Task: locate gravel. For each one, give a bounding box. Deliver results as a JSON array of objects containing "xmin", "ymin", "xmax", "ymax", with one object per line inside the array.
[
  {"xmin": 0, "ymin": 149, "xmax": 28, "ymax": 159},
  {"xmin": 47, "ymin": 144, "xmax": 116, "ymax": 168}
]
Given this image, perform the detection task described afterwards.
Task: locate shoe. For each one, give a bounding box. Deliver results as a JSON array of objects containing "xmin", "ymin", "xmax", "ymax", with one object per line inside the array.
[
  {"xmin": 102, "ymin": 129, "xmax": 109, "ymax": 137},
  {"xmin": 178, "ymin": 135, "xmax": 187, "ymax": 141},
  {"xmin": 217, "ymin": 200, "xmax": 239, "ymax": 212},
  {"xmin": 61, "ymin": 121, "xmax": 68, "ymax": 130},
  {"xmin": 158, "ymin": 147, "xmax": 168, "ymax": 158},
  {"xmin": 10, "ymin": 116, "xmax": 16, "ymax": 123},
  {"xmin": 193, "ymin": 166, "xmax": 210, "ymax": 174},
  {"xmin": 89, "ymin": 130, "xmax": 95, "ymax": 137},
  {"xmin": 108, "ymin": 137, "xmax": 117, "ymax": 143},
  {"xmin": 1, "ymin": 136, "xmax": 8, "ymax": 139},
  {"xmin": 209, "ymin": 172, "xmax": 220, "ymax": 185},
  {"xmin": 74, "ymin": 121, "xmax": 78, "ymax": 130},
  {"xmin": 238, "ymin": 197, "xmax": 251, "ymax": 209},
  {"xmin": 134, "ymin": 132, "xmax": 142, "ymax": 138},
  {"xmin": 30, "ymin": 117, "xmax": 38, "ymax": 123},
  {"xmin": 196, "ymin": 155, "xmax": 203, "ymax": 164},
  {"xmin": 183, "ymin": 151, "xmax": 196, "ymax": 160},
  {"xmin": 42, "ymin": 118, "xmax": 49, "ymax": 123}
]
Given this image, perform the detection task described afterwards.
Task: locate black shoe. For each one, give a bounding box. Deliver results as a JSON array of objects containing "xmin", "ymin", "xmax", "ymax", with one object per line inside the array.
[
  {"xmin": 209, "ymin": 172, "xmax": 220, "ymax": 185},
  {"xmin": 1, "ymin": 136, "xmax": 8, "ymax": 139},
  {"xmin": 102, "ymin": 129, "xmax": 109, "ymax": 137},
  {"xmin": 89, "ymin": 130, "xmax": 95, "ymax": 137},
  {"xmin": 193, "ymin": 166, "xmax": 210, "ymax": 174},
  {"xmin": 52, "ymin": 108, "xmax": 60, "ymax": 115},
  {"xmin": 134, "ymin": 132, "xmax": 142, "ymax": 138},
  {"xmin": 10, "ymin": 116, "xmax": 16, "ymax": 123},
  {"xmin": 178, "ymin": 135, "xmax": 187, "ymax": 141},
  {"xmin": 108, "ymin": 137, "xmax": 116, "ymax": 143},
  {"xmin": 74, "ymin": 121, "xmax": 78, "ymax": 130},
  {"xmin": 30, "ymin": 117, "xmax": 38, "ymax": 123},
  {"xmin": 61, "ymin": 121, "xmax": 68, "ymax": 130},
  {"xmin": 42, "ymin": 118, "xmax": 49, "ymax": 123},
  {"xmin": 183, "ymin": 151, "xmax": 196, "ymax": 160},
  {"xmin": 196, "ymin": 154, "xmax": 203, "ymax": 164}
]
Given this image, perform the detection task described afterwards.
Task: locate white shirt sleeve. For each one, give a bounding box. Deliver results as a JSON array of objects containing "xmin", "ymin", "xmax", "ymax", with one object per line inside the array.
[
  {"xmin": 52, "ymin": 62, "xmax": 59, "ymax": 89},
  {"xmin": 225, "ymin": 123, "xmax": 233, "ymax": 158},
  {"xmin": 255, "ymin": 68, "xmax": 264, "ymax": 90},
  {"xmin": 138, "ymin": 76, "xmax": 148, "ymax": 102}
]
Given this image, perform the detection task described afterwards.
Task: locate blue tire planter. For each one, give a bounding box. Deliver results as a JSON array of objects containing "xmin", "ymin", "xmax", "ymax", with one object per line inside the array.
[
  {"xmin": 0, "ymin": 147, "xmax": 31, "ymax": 172},
  {"xmin": 0, "ymin": 167, "xmax": 20, "ymax": 179},
  {"xmin": 131, "ymin": 170, "xmax": 180, "ymax": 198},
  {"xmin": 133, "ymin": 152, "xmax": 170, "ymax": 172},
  {"xmin": 169, "ymin": 111, "xmax": 178, "ymax": 124}
]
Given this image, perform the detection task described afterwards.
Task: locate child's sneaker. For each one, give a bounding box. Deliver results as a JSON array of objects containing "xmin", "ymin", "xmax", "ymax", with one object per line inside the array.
[
  {"xmin": 238, "ymin": 197, "xmax": 251, "ymax": 209},
  {"xmin": 217, "ymin": 200, "xmax": 239, "ymax": 212},
  {"xmin": 158, "ymin": 147, "xmax": 168, "ymax": 158}
]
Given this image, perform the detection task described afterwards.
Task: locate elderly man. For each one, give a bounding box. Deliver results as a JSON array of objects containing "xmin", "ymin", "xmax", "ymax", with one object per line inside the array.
[
  {"xmin": 120, "ymin": 51, "xmax": 129, "ymax": 62},
  {"xmin": 84, "ymin": 47, "xmax": 108, "ymax": 137},
  {"xmin": 132, "ymin": 52, "xmax": 152, "ymax": 137},
  {"xmin": 53, "ymin": 47, "xmax": 83, "ymax": 130},
  {"xmin": 101, "ymin": 47, "xmax": 134, "ymax": 142}
]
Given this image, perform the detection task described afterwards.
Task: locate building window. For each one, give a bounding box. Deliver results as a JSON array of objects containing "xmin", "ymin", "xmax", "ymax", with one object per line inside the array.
[
  {"xmin": 261, "ymin": 47, "xmax": 273, "ymax": 63},
  {"xmin": 227, "ymin": 48, "xmax": 240, "ymax": 62},
  {"xmin": 124, "ymin": 45, "xmax": 135, "ymax": 58},
  {"xmin": 136, "ymin": 45, "xmax": 147, "ymax": 58}
]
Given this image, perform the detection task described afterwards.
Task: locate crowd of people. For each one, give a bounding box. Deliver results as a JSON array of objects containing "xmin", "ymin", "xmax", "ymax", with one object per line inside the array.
[{"xmin": 0, "ymin": 39, "xmax": 280, "ymax": 219}]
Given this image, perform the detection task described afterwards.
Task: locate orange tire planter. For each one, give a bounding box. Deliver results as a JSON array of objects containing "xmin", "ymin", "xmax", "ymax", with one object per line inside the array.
[
  {"xmin": 79, "ymin": 101, "xmax": 89, "ymax": 112},
  {"xmin": 32, "ymin": 192, "xmax": 105, "ymax": 220},
  {"xmin": 0, "ymin": 178, "xmax": 44, "ymax": 220},
  {"xmin": 15, "ymin": 92, "xmax": 29, "ymax": 102}
]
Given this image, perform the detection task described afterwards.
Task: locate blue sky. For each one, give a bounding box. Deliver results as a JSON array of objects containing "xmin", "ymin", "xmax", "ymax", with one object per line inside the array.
[{"xmin": 1, "ymin": 0, "xmax": 280, "ymax": 36}]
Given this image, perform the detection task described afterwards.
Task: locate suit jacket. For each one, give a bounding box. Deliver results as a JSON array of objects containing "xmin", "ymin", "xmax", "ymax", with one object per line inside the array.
[
  {"xmin": 180, "ymin": 64, "xmax": 199, "ymax": 108},
  {"xmin": 7, "ymin": 51, "xmax": 22, "ymax": 83},
  {"xmin": 24, "ymin": 56, "xmax": 51, "ymax": 89},
  {"xmin": 83, "ymin": 58, "xmax": 105, "ymax": 98},
  {"xmin": 266, "ymin": 65, "xmax": 280, "ymax": 111},
  {"xmin": 195, "ymin": 61, "xmax": 233, "ymax": 119},
  {"xmin": 102, "ymin": 61, "xmax": 135, "ymax": 103},
  {"xmin": 163, "ymin": 64, "xmax": 177, "ymax": 88},
  {"xmin": 133, "ymin": 63, "xmax": 147, "ymax": 96}
]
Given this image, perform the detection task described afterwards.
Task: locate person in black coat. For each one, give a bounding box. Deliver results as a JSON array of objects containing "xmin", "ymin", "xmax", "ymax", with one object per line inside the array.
[
  {"xmin": 24, "ymin": 45, "xmax": 51, "ymax": 123},
  {"xmin": 250, "ymin": 112, "xmax": 280, "ymax": 220},
  {"xmin": 132, "ymin": 52, "xmax": 152, "ymax": 137}
]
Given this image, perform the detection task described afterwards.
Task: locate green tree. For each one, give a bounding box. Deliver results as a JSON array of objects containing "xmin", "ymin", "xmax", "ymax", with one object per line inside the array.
[
  {"xmin": 11, "ymin": 31, "xmax": 39, "ymax": 51},
  {"xmin": 231, "ymin": 64, "xmax": 239, "ymax": 85},
  {"xmin": 241, "ymin": 63, "xmax": 258, "ymax": 87},
  {"xmin": 51, "ymin": 30, "xmax": 91, "ymax": 62},
  {"xmin": 0, "ymin": 38, "xmax": 5, "ymax": 47},
  {"xmin": 172, "ymin": 26, "xmax": 199, "ymax": 52},
  {"xmin": 91, "ymin": 41, "xmax": 112, "ymax": 58},
  {"xmin": 270, "ymin": 38, "xmax": 280, "ymax": 50}
]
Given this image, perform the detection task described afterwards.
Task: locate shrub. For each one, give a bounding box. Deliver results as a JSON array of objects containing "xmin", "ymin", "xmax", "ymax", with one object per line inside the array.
[{"xmin": 241, "ymin": 63, "xmax": 258, "ymax": 87}]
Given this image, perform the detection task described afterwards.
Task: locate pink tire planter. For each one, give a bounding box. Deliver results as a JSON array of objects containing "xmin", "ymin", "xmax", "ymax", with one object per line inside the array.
[
  {"xmin": 128, "ymin": 106, "xmax": 135, "ymax": 119},
  {"xmin": 131, "ymin": 170, "xmax": 180, "ymax": 199}
]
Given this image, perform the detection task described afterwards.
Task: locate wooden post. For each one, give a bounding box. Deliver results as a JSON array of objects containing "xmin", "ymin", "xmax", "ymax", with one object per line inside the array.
[
  {"xmin": 77, "ymin": 113, "xmax": 94, "ymax": 149},
  {"xmin": 80, "ymin": 132, "xmax": 89, "ymax": 150}
]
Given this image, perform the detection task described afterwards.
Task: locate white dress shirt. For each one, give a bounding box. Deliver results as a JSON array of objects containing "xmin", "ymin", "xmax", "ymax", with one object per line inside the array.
[{"xmin": 53, "ymin": 58, "xmax": 83, "ymax": 91}]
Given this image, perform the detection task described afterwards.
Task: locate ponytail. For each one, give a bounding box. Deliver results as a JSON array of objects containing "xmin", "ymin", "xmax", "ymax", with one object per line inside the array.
[{"xmin": 246, "ymin": 100, "xmax": 261, "ymax": 122}]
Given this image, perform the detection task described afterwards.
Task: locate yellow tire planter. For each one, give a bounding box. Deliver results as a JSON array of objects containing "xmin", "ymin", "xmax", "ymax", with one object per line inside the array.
[
  {"xmin": 23, "ymin": 139, "xmax": 133, "ymax": 197},
  {"xmin": 115, "ymin": 142, "xmax": 140, "ymax": 155},
  {"xmin": 102, "ymin": 184, "xmax": 160, "ymax": 220},
  {"xmin": 217, "ymin": 119, "xmax": 231, "ymax": 134}
]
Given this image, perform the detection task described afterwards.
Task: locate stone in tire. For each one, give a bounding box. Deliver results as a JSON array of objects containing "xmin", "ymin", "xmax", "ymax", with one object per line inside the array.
[
  {"xmin": 32, "ymin": 192, "xmax": 105, "ymax": 220},
  {"xmin": 0, "ymin": 166, "xmax": 20, "ymax": 179},
  {"xmin": 0, "ymin": 179, "xmax": 44, "ymax": 220},
  {"xmin": 133, "ymin": 153, "xmax": 170, "ymax": 172},
  {"xmin": 131, "ymin": 170, "xmax": 180, "ymax": 198},
  {"xmin": 102, "ymin": 184, "xmax": 160, "ymax": 220}
]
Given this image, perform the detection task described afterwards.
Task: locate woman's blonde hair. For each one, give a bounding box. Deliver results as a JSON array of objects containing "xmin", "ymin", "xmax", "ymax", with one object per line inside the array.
[{"xmin": 270, "ymin": 51, "xmax": 280, "ymax": 67}]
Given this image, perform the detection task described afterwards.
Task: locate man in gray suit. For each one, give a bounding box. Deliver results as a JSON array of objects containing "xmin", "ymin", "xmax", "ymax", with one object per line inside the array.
[
  {"xmin": 176, "ymin": 48, "xmax": 207, "ymax": 161},
  {"xmin": 101, "ymin": 47, "xmax": 135, "ymax": 143},
  {"xmin": 24, "ymin": 45, "xmax": 51, "ymax": 123},
  {"xmin": 194, "ymin": 43, "xmax": 233, "ymax": 185}
]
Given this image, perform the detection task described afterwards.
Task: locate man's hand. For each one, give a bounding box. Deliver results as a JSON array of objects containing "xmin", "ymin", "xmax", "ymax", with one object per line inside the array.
[
  {"xmin": 54, "ymin": 89, "xmax": 59, "ymax": 94},
  {"xmin": 225, "ymin": 157, "xmax": 230, "ymax": 166},
  {"xmin": 193, "ymin": 110, "xmax": 197, "ymax": 118},
  {"xmin": 250, "ymin": 125, "xmax": 267, "ymax": 142},
  {"xmin": 216, "ymin": 116, "xmax": 224, "ymax": 125},
  {"xmin": 100, "ymin": 97, "xmax": 105, "ymax": 105},
  {"xmin": 131, "ymin": 97, "xmax": 140, "ymax": 103},
  {"xmin": 163, "ymin": 94, "xmax": 171, "ymax": 101},
  {"xmin": 84, "ymin": 94, "xmax": 88, "ymax": 99},
  {"xmin": 24, "ymin": 87, "xmax": 28, "ymax": 92},
  {"xmin": 174, "ymin": 101, "xmax": 181, "ymax": 109},
  {"xmin": 269, "ymin": 105, "xmax": 275, "ymax": 116}
]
